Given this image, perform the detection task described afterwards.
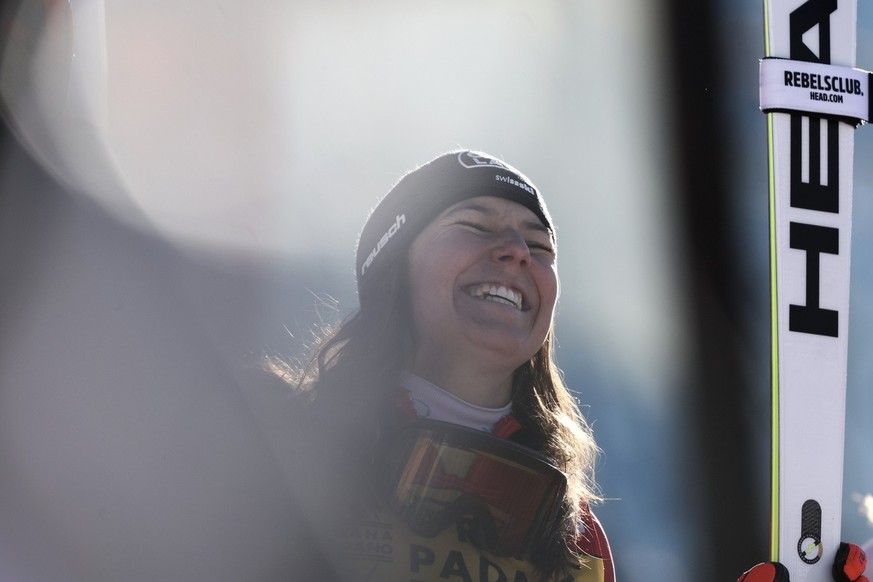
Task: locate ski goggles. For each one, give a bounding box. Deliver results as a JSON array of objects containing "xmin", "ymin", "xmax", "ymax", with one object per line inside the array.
[{"xmin": 380, "ymin": 419, "xmax": 567, "ymax": 558}]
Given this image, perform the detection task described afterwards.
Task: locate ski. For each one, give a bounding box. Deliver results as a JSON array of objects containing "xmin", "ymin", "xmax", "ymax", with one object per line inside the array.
[{"xmin": 760, "ymin": 0, "xmax": 869, "ymax": 580}]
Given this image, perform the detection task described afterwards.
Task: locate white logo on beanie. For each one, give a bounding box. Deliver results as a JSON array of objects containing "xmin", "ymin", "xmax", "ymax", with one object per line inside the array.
[
  {"xmin": 361, "ymin": 213, "xmax": 406, "ymax": 277},
  {"xmin": 494, "ymin": 173, "xmax": 535, "ymax": 195},
  {"xmin": 457, "ymin": 151, "xmax": 512, "ymax": 171},
  {"xmin": 458, "ymin": 151, "xmax": 536, "ymax": 197}
]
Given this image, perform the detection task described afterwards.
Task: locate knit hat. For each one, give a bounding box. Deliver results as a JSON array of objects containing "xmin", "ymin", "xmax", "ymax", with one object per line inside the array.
[{"xmin": 355, "ymin": 150, "xmax": 552, "ymax": 300}]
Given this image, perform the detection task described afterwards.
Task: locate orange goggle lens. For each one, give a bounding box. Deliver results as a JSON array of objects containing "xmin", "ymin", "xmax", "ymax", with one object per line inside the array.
[{"xmin": 381, "ymin": 420, "xmax": 567, "ymax": 558}]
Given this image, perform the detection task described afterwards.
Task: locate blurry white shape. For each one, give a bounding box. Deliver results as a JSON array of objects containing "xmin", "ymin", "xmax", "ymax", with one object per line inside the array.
[
  {"xmin": 0, "ymin": 0, "xmax": 118, "ymax": 203},
  {"xmin": 865, "ymin": 494, "xmax": 873, "ymax": 524},
  {"xmin": 0, "ymin": 0, "xmax": 304, "ymax": 260},
  {"xmin": 852, "ymin": 492, "xmax": 873, "ymax": 525},
  {"xmin": 101, "ymin": 0, "xmax": 303, "ymax": 260}
]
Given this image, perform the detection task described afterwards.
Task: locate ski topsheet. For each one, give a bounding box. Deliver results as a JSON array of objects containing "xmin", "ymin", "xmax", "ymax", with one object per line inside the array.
[{"xmin": 761, "ymin": 0, "xmax": 864, "ymax": 580}]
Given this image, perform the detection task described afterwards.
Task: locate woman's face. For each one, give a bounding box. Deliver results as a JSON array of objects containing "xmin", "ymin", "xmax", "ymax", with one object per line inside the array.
[{"xmin": 407, "ymin": 196, "xmax": 559, "ymax": 376}]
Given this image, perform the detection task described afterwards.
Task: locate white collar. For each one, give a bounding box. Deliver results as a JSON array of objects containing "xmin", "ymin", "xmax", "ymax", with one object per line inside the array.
[{"xmin": 398, "ymin": 370, "xmax": 513, "ymax": 433}]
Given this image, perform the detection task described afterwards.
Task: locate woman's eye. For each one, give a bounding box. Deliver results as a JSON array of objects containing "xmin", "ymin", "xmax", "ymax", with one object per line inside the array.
[
  {"xmin": 528, "ymin": 242, "xmax": 555, "ymax": 255},
  {"xmin": 457, "ymin": 220, "xmax": 489, "ymax": 232}
]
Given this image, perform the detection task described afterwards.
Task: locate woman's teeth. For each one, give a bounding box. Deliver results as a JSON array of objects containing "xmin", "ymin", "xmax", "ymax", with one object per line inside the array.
[{"xmin": 467, "ymin": 284, "xmax": 523, "ymax": 310}]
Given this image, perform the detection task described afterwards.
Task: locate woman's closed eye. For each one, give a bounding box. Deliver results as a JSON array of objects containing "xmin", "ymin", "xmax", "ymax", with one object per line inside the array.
[
  {"xmin": 527, "ymin": 241, "xmax": 555, "ymax": 255},
  {"xmin": 456, "ymin": 220, "xmax": 491, "ymax": 232},
  {"xmin": 455, "ymin": 219, "xmax": 555, "ymax": 255}
]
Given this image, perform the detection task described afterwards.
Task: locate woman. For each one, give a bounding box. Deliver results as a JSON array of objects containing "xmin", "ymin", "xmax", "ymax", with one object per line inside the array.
[{"xmin": 275, "ymin": 150, "xmax": 614, "ymax": 581}]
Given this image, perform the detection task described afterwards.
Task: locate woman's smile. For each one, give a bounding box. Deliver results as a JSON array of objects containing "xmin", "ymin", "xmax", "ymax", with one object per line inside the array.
[{"xmin": 463, "ymin": 283, "xmax": 525, "ymax": 311}]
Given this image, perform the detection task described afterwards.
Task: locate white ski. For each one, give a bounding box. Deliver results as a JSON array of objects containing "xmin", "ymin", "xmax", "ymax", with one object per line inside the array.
[{"xmin": 760, "ymin": 0, "xmax": 869, "ymax": 580}]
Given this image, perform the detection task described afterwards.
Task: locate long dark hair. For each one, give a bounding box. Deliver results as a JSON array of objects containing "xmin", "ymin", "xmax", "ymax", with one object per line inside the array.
[{"xmin": 269, "ymin": 257, "xmax": 601, "ymax": 577}]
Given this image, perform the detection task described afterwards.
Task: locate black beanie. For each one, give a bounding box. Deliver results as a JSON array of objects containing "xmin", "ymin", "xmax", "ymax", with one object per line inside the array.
[{"xmin": 355, "ymin": 150, "xmax": 552, "ymax": 301}]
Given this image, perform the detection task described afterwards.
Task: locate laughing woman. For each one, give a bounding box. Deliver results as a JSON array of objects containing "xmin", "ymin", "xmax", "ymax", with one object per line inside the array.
[{"xmin": 274, "ymin": 150, "xmax": 614, "ymax": 581}]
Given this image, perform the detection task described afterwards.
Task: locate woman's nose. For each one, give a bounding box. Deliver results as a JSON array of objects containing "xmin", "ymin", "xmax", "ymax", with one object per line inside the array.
[{"xmin": 491, "ymin": 229, "xmax": 530, "ymax": 265}]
